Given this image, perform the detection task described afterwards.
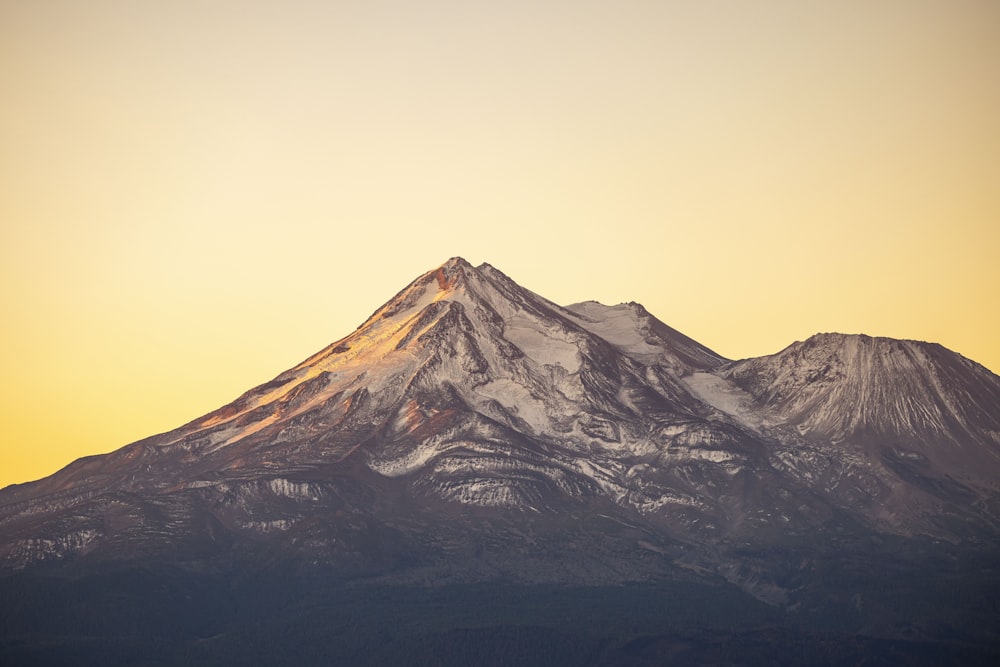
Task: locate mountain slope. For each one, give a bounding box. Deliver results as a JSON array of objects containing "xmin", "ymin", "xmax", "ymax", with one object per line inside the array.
[
  {"xmin": 0, "ymin": 259, "xmax": 739, "ymax": 571},
  {"xmin": 3, "ymin": 257, "xmax": 1000, "ymax": 663},
  {"xmin": 727, "ymin": 333, "xmax": 1000, "ymax": 455},
  {"xmin": 1, "ymin": 258, "xmax": 998, "ymax": 579}
]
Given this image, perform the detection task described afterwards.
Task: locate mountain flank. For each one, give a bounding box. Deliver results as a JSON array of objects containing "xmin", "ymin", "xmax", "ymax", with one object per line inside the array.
[{"xmin": 2, "ymin": 257, "xmax": 998, "ymax": 665}]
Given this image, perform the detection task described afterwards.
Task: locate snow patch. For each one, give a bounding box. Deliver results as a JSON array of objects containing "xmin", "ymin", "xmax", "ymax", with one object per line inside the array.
[
  {"xmin": 184, "ymin": 480, "xmax": 221, "ymax": 489},
  {"xmin": 369, "ymin": 440, "xmax": 454, "ymax": 477},
  {"xmin": 683, "ymin": 372, "xmax": 769, "ymax": 430},
  {"xmin": 435, "ymin": 478, "xmax": 526, "ymax": 508},
  {"xmin": 7, "ymin": 529, "xmax": 100, "ymax": 567},
  {"xmin": 242, "ymin": 519, "xmax": 294, "ymax": 533},
  {"xmin": 634, "ymin": 492, "xmax": 703, "ymax": 514},
  {"xmin": 474, "ymin": 379, "xmax": 550, "ymax": 431},
  {"xmin": 268, "ymin": 478, "xmax": 320, "ymax": 500},
  {"xmin": 567, "ymin": 302, "xmax": 660, "ymax": 358},
  {"xmin": 677, "ymin": 448, "xmax": 738, "ymax": 463},
  {"xmin": 505, "ymin": 317, "xmax": 581, "ymax": 372}
]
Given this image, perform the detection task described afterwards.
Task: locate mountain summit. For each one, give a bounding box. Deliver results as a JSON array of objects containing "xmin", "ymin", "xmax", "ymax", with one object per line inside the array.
[
  {"xmin": 2, "ymin": 257, "xmax": 998, "ymax": 569},
  {"xmin": 2, "ymin": 257, "xmax": 999, "ymax": 663}
]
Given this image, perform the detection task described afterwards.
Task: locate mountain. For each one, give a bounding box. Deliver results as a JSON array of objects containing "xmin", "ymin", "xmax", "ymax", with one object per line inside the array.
[
  {"xmin": 2, "ymin": 257, "xmax": 999, "ymax": 665},
  {"xmin": 690, "ymin": 332, "xmax": 1000, "ymax": 538}
]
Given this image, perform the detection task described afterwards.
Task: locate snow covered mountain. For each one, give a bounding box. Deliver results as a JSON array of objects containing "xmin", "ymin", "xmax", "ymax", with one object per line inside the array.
[{"xmin": 1, "ymin": 258, "xmax": 998, "ymax": 583}]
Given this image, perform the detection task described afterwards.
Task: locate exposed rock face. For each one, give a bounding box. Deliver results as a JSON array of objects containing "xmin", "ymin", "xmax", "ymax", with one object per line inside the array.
[{"xmin": 1, "ymin": 258, "xmax": 998, "ymax": 593}]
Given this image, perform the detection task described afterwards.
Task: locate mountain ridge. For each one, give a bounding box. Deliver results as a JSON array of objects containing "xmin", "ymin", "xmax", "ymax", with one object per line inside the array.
[
  {"xmin": 3, "ymin": 257, "xmax": 1000, "ymax": 664},
  {"xmin": 1, "ymin": 257, "xmax": 998, "ymax": 575}
]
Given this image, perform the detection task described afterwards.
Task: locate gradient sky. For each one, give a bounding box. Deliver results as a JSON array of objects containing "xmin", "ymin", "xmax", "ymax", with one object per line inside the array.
[{"xmin": 2, "ymin": 0, "xmax": 998, "ymax": 488}]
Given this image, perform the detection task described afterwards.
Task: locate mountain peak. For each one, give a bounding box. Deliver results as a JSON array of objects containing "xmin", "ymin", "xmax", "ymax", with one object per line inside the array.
[
  {"xmin": 727, "ymin": 330, "xmax": 1000, "ymax": 469},
  {"xmin": 802, "ymin": 331, "xmax": 919, "ymax": 347},
  {"xmin": 432, "ymin": 256, "xmax": 475, "ymax": 291},
  {"xmin": 441, "ymin": 256, "xmax": 472, "ymax": 267},
  {"xmin": 3, "ymin": 258, "xmax": 999, "ymax": 667},
  {"xmin": 779, "ymin": 332, "xmax": 949, "ymax": 369},
  {"xmin": 2, "ymin": 255, "xmax": 1000, "ymax": 628}
]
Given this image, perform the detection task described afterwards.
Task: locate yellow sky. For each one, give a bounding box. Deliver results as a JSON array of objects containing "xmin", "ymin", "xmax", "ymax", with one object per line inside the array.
[{"xmin": 2, "ymin": 0, "xmax": 998, "ymax": 488}]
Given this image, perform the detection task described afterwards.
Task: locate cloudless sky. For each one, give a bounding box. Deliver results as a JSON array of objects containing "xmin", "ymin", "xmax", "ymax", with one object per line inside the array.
[{"xmin": 2, "ymin": 0, "xmax": 998, "ymax": 488}]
